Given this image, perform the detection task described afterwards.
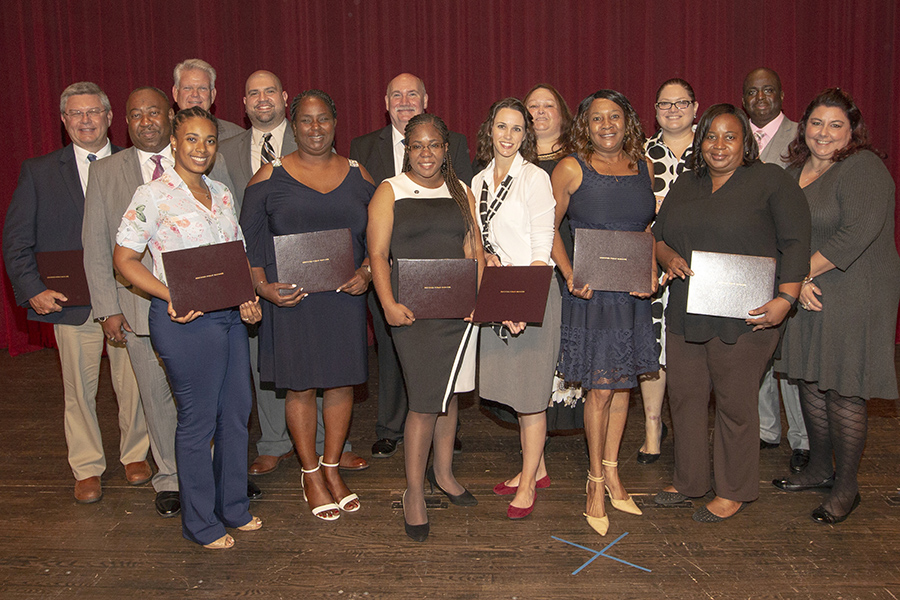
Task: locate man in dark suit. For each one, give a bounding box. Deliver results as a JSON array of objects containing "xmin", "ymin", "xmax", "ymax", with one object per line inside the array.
[
  {"xmin": 82, "ymin": 86, "xmax": 238, "ymax": 516},
  {"xmin": 173, "ymin": 58, "xmax": 245, "ymax": 142},
  {"xmin": 742, "ymin": 67, "xmax": 809, "ymax": 472},
  {"xmin": 220, "ymin": 71, "xmax": 368, "ymax": 475},
  {"xmin": 3, "ymin": 82, "xmax": 149, "ymax": 504},
  {"xmin": 349, "ymin": 73, "xmax": 473, "ymax": 458}
]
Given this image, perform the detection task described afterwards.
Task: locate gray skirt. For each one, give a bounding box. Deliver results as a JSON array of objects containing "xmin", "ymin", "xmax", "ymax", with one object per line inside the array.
[{"xmin": 478, "ymin": 285, "xmax": 561, "ymax": 413}]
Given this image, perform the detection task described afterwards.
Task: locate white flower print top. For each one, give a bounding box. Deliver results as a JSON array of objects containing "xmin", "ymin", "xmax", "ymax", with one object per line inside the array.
[{"xmin": 116, "ymin": 170, "xmax": 243, "ymax": 286}]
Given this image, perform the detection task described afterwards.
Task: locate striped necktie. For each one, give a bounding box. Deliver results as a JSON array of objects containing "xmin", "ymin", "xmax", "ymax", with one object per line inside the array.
[{"xmin": 261, "ymin": 133, "xmax": 275, "ymax": 165}]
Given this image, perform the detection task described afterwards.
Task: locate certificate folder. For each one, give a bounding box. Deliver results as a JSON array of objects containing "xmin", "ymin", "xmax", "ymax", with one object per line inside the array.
[
  {"xmin": 572, "ymin": 229, "xmax": 654, "ymax": 293},
  {"xmin": 396, "ymin": 258, "xmax": 477, "ymax": 319},
  {"xmin": 163, "ymin": 240, "xmax": 255, "ymax": 315},
  {"xmin": 473, "ymin": 265, "xmax": 553, "ymax": 324},
  {"xmin": 274, "ymin": 228, "xmax": 355, "ymax": 295},
  {"xmin": 35, "ymin": 249, "xmax": 91, "ymax": 306},
  {"xmin": 686, "ymin": 250, "xmax": 776, "ymax": 319}
]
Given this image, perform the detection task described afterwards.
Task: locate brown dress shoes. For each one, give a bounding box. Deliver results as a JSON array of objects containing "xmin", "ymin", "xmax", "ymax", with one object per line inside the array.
[
  {"xmin": 74, "ymin": 476, "xmax": 102, "ymax": 503},
  {"xmin": 248, "ymin": 449, "xmax": 295, "ymax": 475},
  {"xmin": 124, "ymin": 460, "xmax": 152, "ymax": 485}
]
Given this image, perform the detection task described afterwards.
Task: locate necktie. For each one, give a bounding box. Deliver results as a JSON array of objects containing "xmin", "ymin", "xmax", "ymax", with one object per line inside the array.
[
  {"xmin": 87, "ymin": 153, "xmax": 97, "ymax": 162},
  {"xmin": 150, "ymin": 155, "xmax": 165, "ymax": 180},
  {"xmin": 754, "ymin": 131, "xmax": 765, "ymax": 151},
  {"xmin": 261, "ymin": 133, "xmax": 275, "ymax": 165}
]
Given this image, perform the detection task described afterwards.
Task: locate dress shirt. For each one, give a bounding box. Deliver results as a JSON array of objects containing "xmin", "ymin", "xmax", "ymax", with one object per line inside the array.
[
  {"xmin": 250, "ymin": 119, "xmax": 288, "ymax": 173},
  {"xmin": 750, "ymin": 112, "xmax": 785, "ymax": 154},
  {"xmin": 136, "ymin": 145, "xmax": 175, "ymax": 184},
  {"xmin": 73, "ymin": 141, "xmax": 112, "ymax": 194},
  {"xmin": 116, "ymin": 169, "xmax": 242, "ymax": 286},
  {"xmin": 471, "ymin": 152, "xmax": 555, "ymax": 266},
  {"xmin": 391, "ymin": 125, "xmax": 405, "ymax": 177}
]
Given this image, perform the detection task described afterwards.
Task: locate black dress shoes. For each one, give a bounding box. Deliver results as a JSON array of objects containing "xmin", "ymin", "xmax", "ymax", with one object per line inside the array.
[
  {"xmin": 637, "ymin": 423, "xmax": 668, "ymax": 464},
  {"xmin": 790, "ymin": 449, "xmax": 810, "ymax": 473},
  {"xmin": 772, "ymin": 474, "xmax": 835, "ymax": 492},
  {"xmin": 248, "ymin": 480, "xmax": 263, "ymax": 500},
  {"xmin": 453, "ymin": 436, "xmax": 463, "ymax": 454},
  {"xmin": 812, "ymin": 493, "xmax": 861, "ymax": 524},
  {"xmin": 372, "ymin": 438, "xmax": 400, "ymax": 458},
  {"xmin": 155, "ymin": 491, "xmax": 181, "ymax": 518},
  {"xmin": 760, "ymin": 439, "xmax": 780, "ymax": 450}
]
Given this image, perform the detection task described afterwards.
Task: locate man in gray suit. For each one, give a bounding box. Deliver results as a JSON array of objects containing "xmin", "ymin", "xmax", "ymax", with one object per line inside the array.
[
  {"xmin": 82, "ymin": 87, "xmax": 236, "ymax": 516},
  {"xmin": 4, "ymin": 82, "xmax": 148, "ymax": 504},
  {"xmin": 350, "ymin": 73, "xmax": 472, "ymax": 459},
  {"xmin": 219, "ymin": 71, "xmax": 367, "ymax": 475},
  {"xmin": 173, "ymin": 58, "xmax": 245, "ymax": 142},
  {"xmin": 742, "ymin": 67, "xmax": 809, "ymax": 472}
]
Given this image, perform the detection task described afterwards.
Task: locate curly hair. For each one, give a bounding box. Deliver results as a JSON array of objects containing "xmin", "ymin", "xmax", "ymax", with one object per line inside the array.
[
  {"xmin": 685, "ymin": 103, "xmax": 758, "ymax": 178},
  {"xmin": 402, "ymin": 113, "xmax": 478, "ymax": 255},
  {"xmin": 172, "ymin": 105, "xmax": 217, "ymax": 137},
  {"xmin": 785, "ymin": 87, "xmax": 885, "ymax": 169},
  {"xmin": 290, "ymin": 89, "xmax": 337, "ymax": 122},
  {"xmin": 523, "ymin": 83, "xmax": 573, "ymax": 157},
  {"xmin": 570, "ymin": 90, "xmax": 645, "ymax": 170},
  {"xmin": 474, "ymin": 97, "xmax": 538, "ymax": 165}
]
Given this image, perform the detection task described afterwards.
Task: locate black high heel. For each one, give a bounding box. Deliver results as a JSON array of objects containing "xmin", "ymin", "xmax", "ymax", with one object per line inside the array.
[
  {"xmin": 637, "ymin": 422, "xmax": 668, "ymax": 465},
  {"xmin": 425, "ymin": 465, "xmax": 478, "ymax": 506},
  {"xmin": 402, "ymin": 490, "xmax": 429, "ymax": 542}
]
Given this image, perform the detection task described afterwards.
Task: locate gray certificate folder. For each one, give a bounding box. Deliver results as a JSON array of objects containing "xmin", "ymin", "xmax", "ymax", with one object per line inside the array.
[{"xmin": 686, "ymin": 250, "xmax": 776, "ymax": 319}]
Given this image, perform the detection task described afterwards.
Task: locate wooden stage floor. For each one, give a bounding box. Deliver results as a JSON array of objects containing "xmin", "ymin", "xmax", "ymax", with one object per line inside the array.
[{"xmin": 1, "ymin": 346, "xmax": 898, "ymax": 599}]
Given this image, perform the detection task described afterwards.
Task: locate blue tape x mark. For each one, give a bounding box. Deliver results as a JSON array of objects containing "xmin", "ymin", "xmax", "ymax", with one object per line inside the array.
[{"xmin": 552, "ymin": 533, "xmax": 652, "ymax": 574}]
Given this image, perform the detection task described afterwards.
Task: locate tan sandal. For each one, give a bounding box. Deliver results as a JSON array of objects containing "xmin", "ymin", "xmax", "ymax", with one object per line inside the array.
[
  {"xmin": 203, "ymin": 534, "xmax": 234, "ymax": 549},
  {"xmin": 584, "ymin": 471, "xmax": 609, "ymax": 536},
  {"xmin": 237, "ymin": 516, "xmax": 263, "ymax": 531},
  {"xmin": 602, "ymin": 460, "xmax": 642, "ymax": 516}
]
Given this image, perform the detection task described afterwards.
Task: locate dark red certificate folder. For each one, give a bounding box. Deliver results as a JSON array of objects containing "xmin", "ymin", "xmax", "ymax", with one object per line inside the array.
[
  {"xmin": 572, "ymin": 229, "xmax": 654, "ymax": 294},
  {"xmin": 274, "ymin": 228, "xmax": 355, "ymax": 295},
  {"xmin": 473, "ymin": 265, "xmax": 553, "ymax": 324},
  {"xmin": 686, "ymin": 250, "xmax": 776, "ymax": 319},
  {"xmin": 163, "ymin": 240, "xmax": 255, "ymax": 315},
  {"xmin": 396, "ymin": 258, "xmax": 477, "ymax": 319},
  {"xmin": 34, "ymin": 249, "xmax": 91, "ymax": 306}
]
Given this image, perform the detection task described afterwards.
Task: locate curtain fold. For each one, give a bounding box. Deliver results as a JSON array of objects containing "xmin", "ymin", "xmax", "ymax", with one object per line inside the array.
[{"xmin": 3, "ymin": 0, "xmax": 899, "ymax": 354}]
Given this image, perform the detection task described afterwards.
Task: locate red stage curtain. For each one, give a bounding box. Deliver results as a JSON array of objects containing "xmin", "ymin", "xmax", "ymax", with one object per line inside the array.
[{"xmin": 3, "ymin": 0, "xmax": 900, "ymax": 354}]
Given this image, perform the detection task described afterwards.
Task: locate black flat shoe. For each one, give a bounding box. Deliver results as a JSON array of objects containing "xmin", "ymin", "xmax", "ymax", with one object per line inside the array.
[
  {"xmin": 637, "ymin": 423, "xmax": 667, "ymax": 465},
  {"xmin": 772, "ymin": 474, "xmax": 835, "ymax": 492},
  {"xmin": 425, "ymin": 466, "xmax": 477, "ymax": 506},
  {"xmin": 760, "ymin": 439, "xmax": 780, "ymax": 450},
  {"xmin": 247, "ymin": 480, "xmax": 262, "ymax": 500},
  {"xmin": 811, "ymin": 493, "xmax": 861, "ymax": 524},
  {"xmin": 155, "ymin": 491, "xmax": 181, "ymax": 518},
  {"xmin": 371, "ymin": 438, "xmax": 400, "ymax": 458},
  {"xmin": 692, "ymin": 502, "xmax": 747, "ymax": 523},
  {"xmin": 789, "ymin": 449, "xmax": 810, "ymax": 473},
  {"xmin": 654, "ymin": 490, "xmax": 690, "ymax": 505}
]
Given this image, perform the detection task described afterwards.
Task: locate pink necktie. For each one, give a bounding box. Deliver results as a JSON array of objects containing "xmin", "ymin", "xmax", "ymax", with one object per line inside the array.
[{"xmin": 151, "ymin": 155, "xmax": 165, "ymax": 180}]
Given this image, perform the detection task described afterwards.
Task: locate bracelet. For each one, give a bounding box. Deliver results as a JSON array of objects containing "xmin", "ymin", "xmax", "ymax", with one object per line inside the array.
[
  {"xmin": 802, "ymin": 276, "xmax": 815, "ymax": 286},
  {"xmin": 777, "ymin": 291, "xmax": 797, "ymax": 306}
]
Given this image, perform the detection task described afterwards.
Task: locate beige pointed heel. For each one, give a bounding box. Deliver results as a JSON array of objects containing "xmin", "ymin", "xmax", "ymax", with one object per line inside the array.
[
  {"xmin": 584, "ymin": 471, "xmax": 609, "ymax": 536},
  {"xmin": 602, "ymin": 459, "xmax": 642, "ymax": 516}
]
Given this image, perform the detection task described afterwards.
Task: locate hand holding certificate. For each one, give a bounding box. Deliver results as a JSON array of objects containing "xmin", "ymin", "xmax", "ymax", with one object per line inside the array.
[
  {"xmin": 473, "ymin": 265, "xmax": 553, "ymax": 325},
  {"xmin": 572, "ymin": 229, "xmax": 654, "ymax": 294},
  {"xmin": 274, "ymin": 228, "xmax": 356, "ymax": 295},
  {"xmin": 163, "ymin": 240, "xmax": 256, "ymax": 316},
  {"xmin": 35, "ymin": 250, "xmax": 91, "ymax": 306},
  {"xmin": 685, "ymin": 250, "xmax": 776, "ymax": 319}
]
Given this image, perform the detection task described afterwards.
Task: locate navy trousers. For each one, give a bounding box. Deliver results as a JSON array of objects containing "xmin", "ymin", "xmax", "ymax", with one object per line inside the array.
[{"xmin": 149, "ymin": 298, "xmax": 252, "ymax": 545}]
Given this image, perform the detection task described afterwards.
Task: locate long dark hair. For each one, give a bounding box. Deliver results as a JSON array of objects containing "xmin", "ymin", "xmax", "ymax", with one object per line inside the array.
[
  {"xmin": 570, "ymin": 89, "xmax": 645, "ymax": 170},
  {"xmin": 785, "ymin": 87, "xmax": 884, "ymax": 168},
  {"xmin": 474, "ymin": 97, "xmax": 538, "ymax": 165},
  {"xmin": 686, "ymin": 103, "xmax": 758, "ymax": 178},
  {"xmin": 524, "ymin": 83, "xmax": 573, "ymax": 156},
  {"xmin": 402, "ymin": 113, "xmax": 478, "ymax": 254}
]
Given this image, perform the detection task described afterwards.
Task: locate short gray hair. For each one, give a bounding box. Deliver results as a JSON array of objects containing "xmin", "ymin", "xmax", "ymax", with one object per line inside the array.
[
  {"xmin": 60, "ymin": 82, "xmax": 111, "ymax": 114},
  {"xmin": 173, "ymin": 58, "xmax": 216, "ymax": 90}
]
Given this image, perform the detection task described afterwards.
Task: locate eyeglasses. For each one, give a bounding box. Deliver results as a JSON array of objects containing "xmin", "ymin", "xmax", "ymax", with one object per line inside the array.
[
  {"xmin": 407, "ymin": 141, "xmax": 445, "ymax": 152},
  {"xmin": 655, "ymin": 101, "xmax": 693, "ymax": 111},
  {"xmin": 63, "ymin": 108, "xmax": 108, "ymax": 119}
]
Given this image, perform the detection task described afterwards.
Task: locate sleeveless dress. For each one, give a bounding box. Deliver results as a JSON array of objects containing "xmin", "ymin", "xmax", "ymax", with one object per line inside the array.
[
  {"xmin": 556, "ymin": 156, "xmax": 659, "ymax": 390},
  {"xmin": 241, "ymin": 160, "xmax": 375, "ymax": 390},
  {"xmin": 386, "ymin": 173, "xmax": 476, "ymax": 414}
]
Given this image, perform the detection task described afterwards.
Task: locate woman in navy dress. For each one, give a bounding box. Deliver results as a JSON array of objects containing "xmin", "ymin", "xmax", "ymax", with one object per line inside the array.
[
  {"xmin": 551, "ymin": 90, "xmax": 659, "ymax": 536},
  {"xmin": 241, "ymin": 90, "xmax": 376, "ymax": 522}
]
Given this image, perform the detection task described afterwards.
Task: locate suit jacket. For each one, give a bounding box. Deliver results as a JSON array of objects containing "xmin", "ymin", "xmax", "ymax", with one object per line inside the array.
[
  {"xmin": 759, "ymin": 117, "xmax": 798, "ymax": 169},
  {"xmin": 3, "ymin": 143, "xmax": 121, "ymax": 325},
  {"xmin": 82, "ymin": 147, "xmax": 235, "ymax": 335},
  {"xmin": 217, "ymin": 117, "xmax": 246, "ymax": 142},
  {"xmin": 218, "ymin": 122, "xmax": 297, "ymax": 213},
  {"xmin": 349, "ymin": 125, "xmax": 473, "ymax": 186}
]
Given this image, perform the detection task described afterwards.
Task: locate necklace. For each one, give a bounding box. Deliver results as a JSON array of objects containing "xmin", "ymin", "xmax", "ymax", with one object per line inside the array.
[
  {"xmin": 802, "ymin": 160, "xmax": 834, "ymax": 186},
  {"xmin": 592, "ymin": 153, "xmax": 626, "ymax": 182}
]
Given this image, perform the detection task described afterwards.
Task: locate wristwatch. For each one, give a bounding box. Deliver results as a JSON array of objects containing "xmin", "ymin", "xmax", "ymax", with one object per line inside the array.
[{"xmin": 97, "ymin": 315, "xmax": 110, "ymax": 323}]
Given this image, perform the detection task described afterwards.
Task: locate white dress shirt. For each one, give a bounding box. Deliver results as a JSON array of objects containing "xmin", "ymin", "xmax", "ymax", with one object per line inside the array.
[
  {"xmin": 136, "ymin": 145, "xmax": 175, "ymax": 184},
  {"xmin": 250, "ymin": 119, "xmax": 288, "ymax": 173},
  {"xmin": 73, "ymin": 140, "xmax": 112, "ymax": 194},
  {"xmin": 391, "ymin": 125, "xmax": 405, "ymax": 177},
  {"xmin": 471, "ymin": 152, "xmax": 555, "ymax": 267}
]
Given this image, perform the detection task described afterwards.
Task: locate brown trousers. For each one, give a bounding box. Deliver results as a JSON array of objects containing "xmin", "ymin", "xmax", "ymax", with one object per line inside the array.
[{"xmin": 666, "ymin": 329, "xmax": 779, "ymax": 502}]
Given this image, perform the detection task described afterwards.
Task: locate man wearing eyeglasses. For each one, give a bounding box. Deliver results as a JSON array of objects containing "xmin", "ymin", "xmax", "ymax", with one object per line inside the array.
[
  {"xmin": 350, "ymin": 73, "xmax": 473, "ymax": 459},
  {"xmin": 3, "ymin": 82, "xmax": 150, "ymax": 504},
  {"xmin": 172, "ymin": 58, "xmax": 245, "ymax": 142},
  {"xmin": 742, "ymin": 67, "xmax": 808, "ymax": 473}
]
